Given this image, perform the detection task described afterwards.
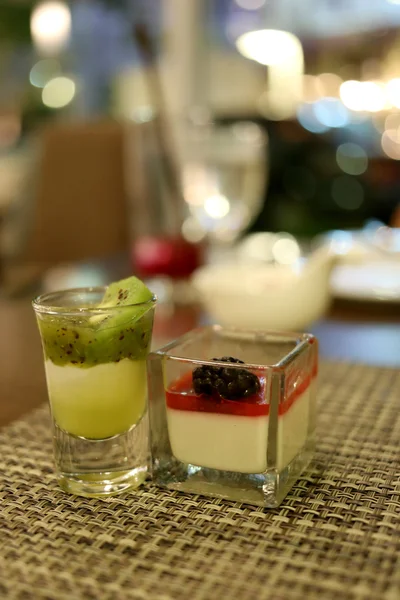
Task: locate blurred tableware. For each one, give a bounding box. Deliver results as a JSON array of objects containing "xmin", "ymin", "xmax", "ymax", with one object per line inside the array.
[
  {"xmin": 192, "ymin": 247, "xmax": 335, "ymax": 331},
  {"xmin": 313, "ymin": 224, "xmax": 400, "ymax": 303},
  {"xmin": 366, "ymin": 225, "xmax": 400, "ymax": 255},
  {"xmin": 133, "ymin": 23, "xmax": 186, "ymax": 232},
  {"xmin": 330, "ymin": 260, "xmax": 400, "ymax": 303},
  {"xmin": 178, "ymin": 121, "xmax": 268, "ymax": 244},
  {"xmin": 236, "ymin": 231, "xmax": 302, "ymax": 265},
  {"xmin": 128, "ymin": 24, "xmax": 203, "ymax": 300},
  {"xmin": 313, "ymin": 224, "xmax": 400, "ymax": 265},
  {"xmin": 125, "ymin": 119, "xmax": 204, "ymax": 302}
]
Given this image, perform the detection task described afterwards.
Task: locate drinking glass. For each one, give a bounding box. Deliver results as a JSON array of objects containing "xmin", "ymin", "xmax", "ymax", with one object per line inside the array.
[
  {"xmin": 33, "ymin": 287, "xmax": 156, "ymax": 497},
  {"xmin": 148, "ymin": 326, "xmax": 317, "ymax": 508},
  {"xmin": 179, "ymin": 121, "xmax": 269, "ymax": 244}
]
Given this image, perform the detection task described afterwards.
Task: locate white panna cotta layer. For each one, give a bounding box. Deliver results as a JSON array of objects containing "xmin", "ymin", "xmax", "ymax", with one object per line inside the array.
[{"xmin": 166, "ymin": 387, "xmax": 310, "ymax": 473}]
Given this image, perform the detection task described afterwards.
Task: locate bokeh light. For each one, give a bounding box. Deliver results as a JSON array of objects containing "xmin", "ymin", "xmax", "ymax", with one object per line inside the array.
[
  {"xmin": 336, "ymin": 143, "xmax": 368, "ymax": 175},
  {"xmin": 131, "ymin": 106, "xmax": 154, "ymax": 123},
  {"xmin": 238, "ymin": 232, "xmax": 277, "ymax": 263},
  {"xmin": 31, "ymin": 2, "xmax": 71, "ymax": 55},
  {"xmin": 381, "ymin": 128, "xmax": 400, "ymax": 159},
  {"xmin": 385, "ymin": 112, "xmax": 400, "ymax": 131},
  {"xmin": 386, "ymin": 79, "xmax": 400, "ymax": 109},
  {"xmin": 362, "ymin": 82, "xmax": 386, "ymax": 112},
  {"xmin": 204, "ymin": 194, "xmax": 230, "ymax": 219},
  {"xmin": 183, "ymin": 165, "xmax": 215, "ymax": 207},
  {"xmin": 340, "ymin": 80, "xmax": 386, "ymax": 112},
  {"xmin": 324, "ymin": 230, "xmax": 356, "ymax": 255},
  {"xmin": 181, "ymin": 217, "xmax": 206, "ymax": 244},
  {"xmin": 296, "ymin": 102, "xmax": 329, "ymax": 133},
  {"xmin": 29, "ymin": 59, "xmax": 61, "ymax": 88},
  {"xmin": 340, "ymin": 80, "xmax": 364, "ymax": 111},
  {"xmin": 237, "ymin": 30, "xmax": 303, "ymax": 121},
  {"xmin": 42, "ymin": 77, "xmax": 75, "ymax": 108},
  {"xmin": 272, "ymin": 235, "xmax": 301, "ymax": 265},
  {"xmin": 236, "ymin": 30, "xmax": 302, "ymax": 66},
  {"xmin": 331, "ymin": 176, "xmax": 364, "ymax": 210},
  {"xmin": 313, "ymin": 97, "xmax": 349, "ymax": 128}
]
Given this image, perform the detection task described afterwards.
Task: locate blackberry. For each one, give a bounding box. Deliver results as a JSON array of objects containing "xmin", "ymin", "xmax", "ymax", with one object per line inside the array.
[{"xmin": 192, "ymin": 356, "xmax": 260, "ymax": 400}]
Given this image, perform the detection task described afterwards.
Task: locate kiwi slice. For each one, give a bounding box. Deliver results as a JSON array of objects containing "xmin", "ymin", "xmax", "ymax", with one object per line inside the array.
[
  {"xmin": 87, "ymin": 276, "xmax": 155, "ymax": 363},
  {"xmin": 96, "ymin": 276, "xmax": 152, "ymax": 316},
  {"xmin": 90, "ymin": 276, "xmax": 153, "ymax": 328}
]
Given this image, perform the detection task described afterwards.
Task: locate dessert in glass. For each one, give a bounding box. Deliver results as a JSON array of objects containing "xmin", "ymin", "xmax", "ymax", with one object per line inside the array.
[
  {"xmin": 147, "ymin": 326, "xmax": 317, "ymax": 507},
  {"xmin": 33, "ymin": 276, "xmax": 156, "ymax": 497}
]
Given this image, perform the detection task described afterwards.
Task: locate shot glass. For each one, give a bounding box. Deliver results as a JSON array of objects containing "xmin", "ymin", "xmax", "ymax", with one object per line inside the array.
[
  {"xmin": 147, "ymin": 326, "xmax": 317, "ymax": 508},
  {"xmin": 33, "ymin": 287, "xmax": 156, "ymax": 497}
]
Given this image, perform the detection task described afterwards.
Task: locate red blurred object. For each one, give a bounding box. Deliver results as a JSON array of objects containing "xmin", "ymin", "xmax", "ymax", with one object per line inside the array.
[{"xmin": 132, "ymin": 236, "xmax": 203, "ymax": 279}]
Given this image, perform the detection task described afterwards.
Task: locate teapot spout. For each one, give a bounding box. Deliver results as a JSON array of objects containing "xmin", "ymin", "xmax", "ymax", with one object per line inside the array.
[{"xmin": 305, "ymin": 245, "xmax": 337, "ymax": 272}]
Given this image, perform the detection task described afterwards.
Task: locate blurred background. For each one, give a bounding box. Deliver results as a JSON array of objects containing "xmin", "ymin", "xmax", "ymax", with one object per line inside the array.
[
  {"xmin": 2, "ymin": 0, "xmax": 400, "ymax": 232},
  {"xmin": 0, "ymin": 0, "xmax": 400, "ymax": 357}
]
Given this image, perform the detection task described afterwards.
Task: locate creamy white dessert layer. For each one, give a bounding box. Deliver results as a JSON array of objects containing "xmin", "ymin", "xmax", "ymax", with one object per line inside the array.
[
  {"xmin": 166, "ymin": 387, "xmax": 310, "ymax": 473},
  {"xmin": 277, "ymin": 385, "xmax": 310, "ymax": 470},
  {"xmin": 167, "ymin": 410, "xmax": 269, "ymax": 473},
  {"xmin": 45, "ymin": 359, "xmax": 147, "ymax": 439}
]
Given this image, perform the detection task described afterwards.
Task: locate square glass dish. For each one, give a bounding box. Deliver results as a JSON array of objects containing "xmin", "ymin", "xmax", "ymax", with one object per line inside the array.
[{"xmin": 147, "ymin": 326, "xmax": 318, "ymax": 507}]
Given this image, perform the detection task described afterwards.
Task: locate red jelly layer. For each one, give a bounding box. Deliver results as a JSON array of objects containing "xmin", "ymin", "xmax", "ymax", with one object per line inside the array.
[
  {"xmin": 166, "ymin": 371, "xmax": 268, "ymax": 417},
  {"xmin": 166, "ymin": 369, "xmax": 315, "ymax": 417}
]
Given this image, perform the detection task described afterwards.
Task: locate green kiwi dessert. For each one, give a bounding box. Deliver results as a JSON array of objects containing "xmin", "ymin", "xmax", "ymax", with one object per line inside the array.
[
  {"xmin": 38, "ymin": 276, "xmax": 154, "ymax": 367},
  {"xmin": 35, "ymin": 276, "xmax": 156, "ymax": 439}
]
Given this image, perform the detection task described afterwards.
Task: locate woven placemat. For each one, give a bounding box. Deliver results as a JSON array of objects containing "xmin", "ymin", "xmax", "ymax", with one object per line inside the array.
[{"xmin": 1, "ymin": 362, "xmax": 399, "ymax": 600}]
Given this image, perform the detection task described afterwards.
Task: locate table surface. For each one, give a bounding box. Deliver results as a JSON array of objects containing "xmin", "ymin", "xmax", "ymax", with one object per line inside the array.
[
  {"xmin": 1, "ymin": 256, "xmax": 400, "ymax": 428},
  {"xmin": 1, "ymin": 257, "xmax": 400, "ymax": 600},
  {"xmin": 1, "ymin": 361, "xmax": 399, "ymax": 600}
]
